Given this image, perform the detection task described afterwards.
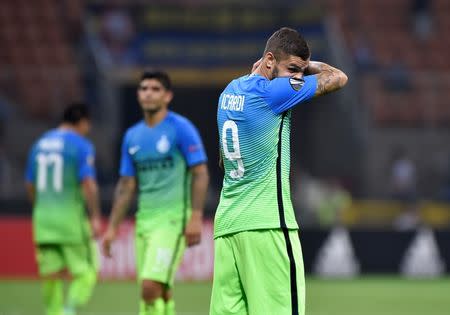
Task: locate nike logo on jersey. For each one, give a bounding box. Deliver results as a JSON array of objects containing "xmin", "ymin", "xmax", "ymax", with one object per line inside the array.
[{"xmin": 129, "ymin": 146, "xmax": 140, "ymax": 155}]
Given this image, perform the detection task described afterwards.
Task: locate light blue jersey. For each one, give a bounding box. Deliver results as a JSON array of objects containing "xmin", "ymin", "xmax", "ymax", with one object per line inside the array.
[
  {"xmin": 25, "ymin": 129, "xmax": 96, "ymax": 243},
  {"xmin": 120, "ymin": 111, "xmax": 207, "ymax": 233},
  {"xmin": 215, "ymin": 74, "xmax": 317, "ymax": 237}
]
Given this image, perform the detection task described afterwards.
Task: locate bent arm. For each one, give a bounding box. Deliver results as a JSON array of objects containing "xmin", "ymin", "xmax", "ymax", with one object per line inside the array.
[{"xmin": 306, "ymin": 61, "xmax": 348, "ymax": 97}]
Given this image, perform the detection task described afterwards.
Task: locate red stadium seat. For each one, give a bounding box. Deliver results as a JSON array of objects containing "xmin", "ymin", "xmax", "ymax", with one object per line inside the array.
[
  {"xmin": 0, "ymin": 0, "xmax": 83, "ymax": 119},
  {"xmin": 334, "ymin": 0, "xmax": 450, "ymax": 125}
]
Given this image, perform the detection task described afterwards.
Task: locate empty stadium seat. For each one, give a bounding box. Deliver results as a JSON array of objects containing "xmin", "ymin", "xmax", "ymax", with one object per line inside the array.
[
  {"xmin": 333, "ymin": 0, "xmax": 450, "ymax": 126},
  {"xmin": 0, "ymin": 0, "xmax": 83, "ymax": 119}
]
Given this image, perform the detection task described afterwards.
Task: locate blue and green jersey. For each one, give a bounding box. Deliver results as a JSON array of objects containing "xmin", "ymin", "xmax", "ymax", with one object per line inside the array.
[
  {"xmin": 216, "ymin": 74, "xmax": 317, "ymax": 238},
  {"xmin": 25, "ymin": 129, "xmax": 96, "ymax": 244},
  {"xmin": 120, "ymin": 111, "xmax": 207, "ymax": 234}
]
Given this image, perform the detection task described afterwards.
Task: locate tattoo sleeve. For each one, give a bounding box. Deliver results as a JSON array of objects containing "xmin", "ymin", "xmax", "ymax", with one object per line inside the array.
[
  {"xmin": 190, "ymin": 163, "xmax": 209, "ymax": 214},
  {"xmin": 108, "ymin": 176, "xmax": 136, "ymax": 229},
  {"xmin": 306, "ymin": 61, "xmax": 348, "ymax": 96}
]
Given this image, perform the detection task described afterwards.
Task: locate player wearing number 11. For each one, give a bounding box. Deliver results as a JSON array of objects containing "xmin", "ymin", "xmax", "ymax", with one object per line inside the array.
[
  {"xmin": 211, "ymin": 27, "xmax": 348, "ymax": 315},
  {"xmin": 25, "ymin": 104, "xmax": 101, "ymax": 315}
]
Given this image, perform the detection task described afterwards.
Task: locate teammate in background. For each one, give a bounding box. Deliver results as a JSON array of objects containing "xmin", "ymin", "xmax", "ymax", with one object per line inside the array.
[
  {"xmin": 102, "ymin": 71, "xmax": 209, "ymax": 315},
  {"xmin": 211, "ymin": 27, "xmax": 348, "ymax": 315},
  {"xmin": 25, "ymin": 104, "xmax": 101, "ymax": 315}
]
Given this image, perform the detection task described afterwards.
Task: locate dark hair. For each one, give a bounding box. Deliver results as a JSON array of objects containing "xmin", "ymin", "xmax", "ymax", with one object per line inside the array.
[
  {"xmin": 62, "ymin": 103, "xmax": 90, "ymax": 124},
  {"xmin": 263, "ymin": 27, "xmax": 310, "ymax": 61},
  {"xmin": 140, "ymin": 71, "xmax": 172, "ymax": 91}
]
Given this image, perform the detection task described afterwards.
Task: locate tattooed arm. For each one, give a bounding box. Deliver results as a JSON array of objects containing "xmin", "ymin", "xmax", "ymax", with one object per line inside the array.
[
  {"xmin": 305, "ymin": 61, "xmax": 348, "ymax": 97},
  {"xmin": 102, "ymin": 176, "xmax": 136, "ymax": 257}
]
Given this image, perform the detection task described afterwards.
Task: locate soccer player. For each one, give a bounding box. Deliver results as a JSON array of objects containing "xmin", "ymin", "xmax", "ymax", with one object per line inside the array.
[
  {"xmin": 102, "ymin": 71, "xmax": 209, "ymax": 315},
  {"xmin": 25, "ymin": 103, "xmax": 101, "ymax": 315},
  {"xmin": 210, "ymin": 27, "xmax": 348, "ymax": 315}
]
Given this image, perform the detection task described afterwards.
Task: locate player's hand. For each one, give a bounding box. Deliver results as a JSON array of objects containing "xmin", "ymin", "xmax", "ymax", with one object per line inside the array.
[
  {"xmin": 185, "ymin": 212, "xmax": 202, "ymax": 247},
  {"xmin": 251, "ymin": 58, "xmax": 263, "ymax": 73},
  {"xmin": 90, "ymin": 214, "xmax": 102, "ymax": 238},
  {"xmin": 102, "ymin": 227, "xmax": 117, "ymax": 258}
]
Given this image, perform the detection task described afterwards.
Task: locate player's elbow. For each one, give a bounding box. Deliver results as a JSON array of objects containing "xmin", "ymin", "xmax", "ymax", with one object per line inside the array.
[
  {"xmin": 338, "ymin": 70, "xmax": 348, "ymax": 88},
  {"xmin": 192, "ymin": 163, "xmax": 209, "ymax": 182},
  {"xmin": 82, "ymin": 178, "xmax": 98, "ymax": 196}
]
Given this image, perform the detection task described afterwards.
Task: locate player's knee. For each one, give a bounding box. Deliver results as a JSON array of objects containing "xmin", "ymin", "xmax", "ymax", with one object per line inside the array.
[
  {"xmin": 82, "ymin": 268, "xmax": 97, "ymax": 286},
  {"xmin": 162, "ymin": 289, "xmax": 172, "ymax": 302},
  {"xmin": 42, "ymin": 270, "xmax": 65, "ymax": 280},
  {"xmin": 73, "ymin": 267, "xmax": 96, "ymax": 283},
  {"xmin": 141, "ymin": 280, "xmax": 163, "ymax": 303}
]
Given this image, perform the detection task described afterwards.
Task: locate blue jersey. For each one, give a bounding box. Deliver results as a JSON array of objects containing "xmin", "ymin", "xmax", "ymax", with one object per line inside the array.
[
  {"xmin": 25, "ymin": 129, "xmax": 96, "ymax": 243},
  {"xmin": 215, "ymin": 74, "xmax": 317, "ymax": 237},
  {"xmin": 120, "ymin": 111, "xmax": 207, "ymax": 233}
]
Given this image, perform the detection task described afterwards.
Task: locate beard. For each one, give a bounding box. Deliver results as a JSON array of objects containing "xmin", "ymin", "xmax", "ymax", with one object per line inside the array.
[
  {"xmin": 144, "ymin": 108, "xmax": 161, "ymax": 114},
  {"xmin": 270, "ymin": 65, "xmax": 279, "ymax": 79},
  {"xmin": 142, "ymin": 104, "xmax": 163, "ymax": 115}
]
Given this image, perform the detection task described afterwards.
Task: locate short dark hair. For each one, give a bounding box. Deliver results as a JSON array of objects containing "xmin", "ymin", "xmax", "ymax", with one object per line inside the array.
[
  {"xmin": 62, "ymin": 103, "xmax": 90, "ymax": 124},
  {"xmin": 263, "ymin": 27, "xmax": 310, "ymax": 61},
  {"xmin": 140, "ymin": 71, "xmax": 172, "ymax": 91}
]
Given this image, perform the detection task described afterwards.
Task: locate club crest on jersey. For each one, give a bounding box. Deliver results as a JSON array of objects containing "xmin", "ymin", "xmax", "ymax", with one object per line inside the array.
[
  {"xmin": 289, "ymin": 77, "xmax": 305, "ymax": 91},
  {"xmin": 156, "ymin": 135, "xmax": 170, "ymax": 154}
]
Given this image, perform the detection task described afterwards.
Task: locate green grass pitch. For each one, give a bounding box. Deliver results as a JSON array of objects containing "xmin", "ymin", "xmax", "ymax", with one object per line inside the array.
[{"xmin": 1, "ymin": 277, "xmax": 449, "ymax": 315}]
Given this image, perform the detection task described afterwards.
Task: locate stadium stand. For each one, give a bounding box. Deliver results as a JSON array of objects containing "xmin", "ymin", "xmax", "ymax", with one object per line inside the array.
[
  {"xmin": 0, "ymin": 0, "xmax": 82, "ymax": 119},
  {"xmin": 330, "ymin": 0, "xmax": 450, "ymax": 126}
]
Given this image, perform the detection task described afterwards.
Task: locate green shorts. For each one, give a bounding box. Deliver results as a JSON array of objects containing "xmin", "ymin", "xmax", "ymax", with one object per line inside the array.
[
  {"xmin": 210, "ymin": 229, "xmax": 305, "ymax": 315},
  {"xmin": 135, "ymin": 227, "xmax": 186, "ymax": 287},
  {"xmin": 35, "ymin": 240, "xmax": 98, "ymax": 276}
]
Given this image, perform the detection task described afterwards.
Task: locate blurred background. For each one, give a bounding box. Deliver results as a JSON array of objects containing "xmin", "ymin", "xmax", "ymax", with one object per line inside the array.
[{"xmin": 1, "ymin": 0, "xmax": 450, "ymax": 314}]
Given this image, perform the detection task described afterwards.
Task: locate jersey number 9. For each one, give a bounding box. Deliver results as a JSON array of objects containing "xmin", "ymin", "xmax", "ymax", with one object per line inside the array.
[{"xmin": 221, "ymin": 120, "xmax": 245, "ymax": 179}]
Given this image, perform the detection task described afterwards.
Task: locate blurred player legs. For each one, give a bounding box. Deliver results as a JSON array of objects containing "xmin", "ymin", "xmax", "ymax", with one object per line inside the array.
[
  {"xmin": 25, "ymin": 104, "xmax": 102, "ymax": 315},
  {"xmin": 103, "ymin": 71, "xmax": 209, "ymax": 315},
  {"xmin": 36, "ymin": 233, "xmax": 99, "ymax": 315},
  {"xmin": 136, "ymin": 226, "xmax": 186, "ymax": 315}
]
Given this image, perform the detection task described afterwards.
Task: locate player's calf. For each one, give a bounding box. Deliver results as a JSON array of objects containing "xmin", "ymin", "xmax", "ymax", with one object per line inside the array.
[
  {"xmin": 141, "ymin": 280, "xmax": 166, "ymax": 315},
  {"xmin": 162, "ymin": 289, "xmax": 175, "ymax": 315},
  {"xmin": 42, "ymin": 279, "xmax": 64, "ymax": 315},
  {"xmin": 63, "ymin": 268, "xmax": 97, "ymax": 315}
]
